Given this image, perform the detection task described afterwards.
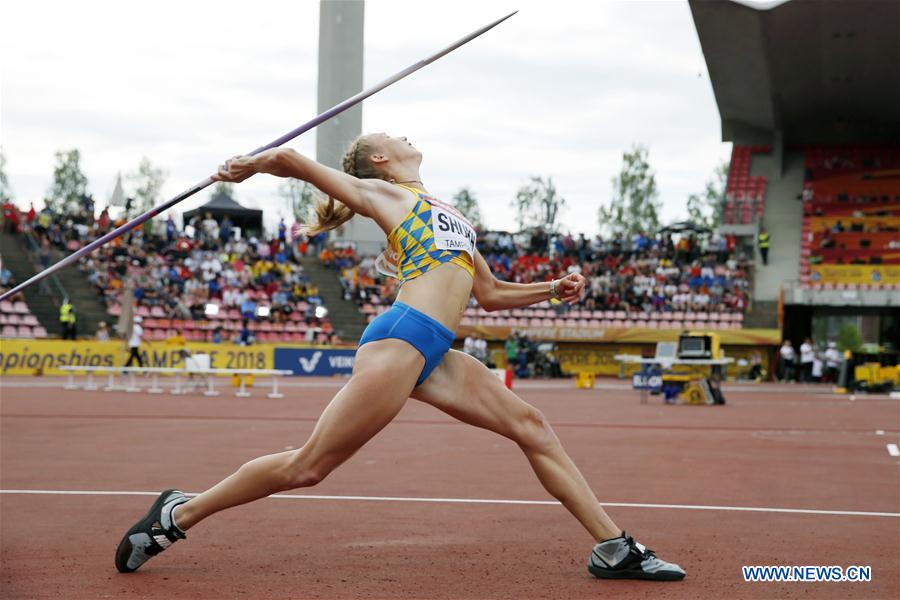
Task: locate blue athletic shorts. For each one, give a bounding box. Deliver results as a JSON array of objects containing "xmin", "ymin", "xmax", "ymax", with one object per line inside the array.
[{"xmin": 357, "ymin": 301, "xmax": 455, "ymax": 386}]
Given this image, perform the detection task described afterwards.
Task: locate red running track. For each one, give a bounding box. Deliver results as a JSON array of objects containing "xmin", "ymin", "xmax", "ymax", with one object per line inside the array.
[{"xmin": 1, "ymin": 377, "xmax": 898, "ymax": 599}]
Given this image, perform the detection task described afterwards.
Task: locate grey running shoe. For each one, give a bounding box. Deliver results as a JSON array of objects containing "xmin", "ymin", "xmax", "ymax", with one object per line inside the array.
[
  {"xmin": 115, "ymin": 489, "xmax": 188, "ymax": 573},
  {"xmin": 588, "ymin": 532, "xmax": 685, "ymax": 581}
]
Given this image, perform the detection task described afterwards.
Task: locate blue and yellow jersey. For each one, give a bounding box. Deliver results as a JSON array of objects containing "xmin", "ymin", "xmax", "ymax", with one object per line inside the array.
[{"xmin": 384, "ymin": 185, "xmax": 476, "ymax": 283}]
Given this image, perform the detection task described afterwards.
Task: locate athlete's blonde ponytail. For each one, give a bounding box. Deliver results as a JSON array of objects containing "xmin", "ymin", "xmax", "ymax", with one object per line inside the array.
[{"xmin": 305, "ymin": 136, "xmax": 383, "ymax": 235}]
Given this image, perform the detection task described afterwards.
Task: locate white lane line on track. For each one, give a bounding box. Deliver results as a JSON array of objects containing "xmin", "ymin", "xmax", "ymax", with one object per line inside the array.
[
  {"xmin": 1, "ymin": 489, "xmax": 897, "ymax": 518},
  {"xmin": 887, "ymin": 443, "xmax": 900, "ymax": 457}
]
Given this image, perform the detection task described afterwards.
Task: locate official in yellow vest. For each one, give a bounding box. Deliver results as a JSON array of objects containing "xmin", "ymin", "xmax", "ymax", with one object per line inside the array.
[
  {"xmin": 59, "ymin": 298, "xmax": 77, "ymax": 340},
  {"xmin": 758, "ymin": 227, "xmax": 770, "ymax": 266}
]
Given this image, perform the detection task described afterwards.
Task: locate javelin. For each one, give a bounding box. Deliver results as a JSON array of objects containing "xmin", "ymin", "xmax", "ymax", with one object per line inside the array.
[{"xmin": 1, "ymin": 11, "xmax": 517, "ymax": 302}]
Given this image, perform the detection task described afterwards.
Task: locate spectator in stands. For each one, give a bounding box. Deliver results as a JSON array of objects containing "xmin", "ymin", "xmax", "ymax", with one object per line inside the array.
[
  {"xmin": 59, "ymin": 297, "xmax": 77, "ymax": 340},
  {"xmin": 778, "ymin": 340, "xmax": 795, "ymax": 382},
  {"xmin": 2, "ymin": 200, "xmax": 19, "ymax": 234},
  {"xmin": 799, "ymin": 337, "xmax": 815, "ymax": 383},
  {"xmin": 165, "ymin": 328, "xmax": 187, "ymax": 348},
  {"xmin": 96, "ymin": 321, "xmax": 110, "ymax": 342},
  {"xmin": 240, "ymin": 297, "xmax": 257, "ymax": 320},
  {"xmin": 237, "ymin": 319, "xmax": 254, "ymax": 346},
  {"xmin": 0, "ymin": 263, "xmax": 12, "ymax": 287},
  {"xmin": 757, "ymin": 227, "xmax": 770, "ymax": 266},
  {"xmin": 211, "ymin": 326, "xmax": 225, "ymax": 344},
  {"xmin": 25, "ymin": 203, "xmax": 36, "ymax": 229},
  {"xmin": 165, "ymin": 328, "xmax": 191, "ymax": 361},
  {"xmin": 165, "ymin": 215, "xmax": 177, "ymax": 244},
  {"xmin": 473, "ymin": 335, "xmax": 488, "ymax": 365},
  {"xmin": 201, "ymin": 213, "xmax": 218, "ymax": 244},
  {"xmin": 278, "ymin": 218, "xmax": 287, "ymax": 248},
  {"xmin": 125, "ymin": 316, "xmax": 145, "ymax": 368},
  {"xmin": 219, "ymin": 216, "xmax": 233, "ymax": 245},
  {"xmin": 39, "ymin": 237, "xmax": 52, "ymax": 270},
  {"xmin": 463, "ymin": 335, "xmax": 477, "ymax": 357}
]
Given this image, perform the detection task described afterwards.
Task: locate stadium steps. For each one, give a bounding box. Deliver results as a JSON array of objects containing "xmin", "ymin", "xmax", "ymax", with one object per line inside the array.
[
  {"xmin": 0, "ymin": 232, "xmax": 64, "ymax": 336},
  {"xmin": 298, "ymin": 256, "xmax": 368, "ymax": 342},
  {"xmin": 751, "ymin": 151, "xmax": 805, "ymax": 302},
  {"xmin": 0, "ymin": 233, "xmax": 108, "ymax": 338},
  {"xmin": 50, "ymin": 253, "xmax": 110, "ymax": 338}
]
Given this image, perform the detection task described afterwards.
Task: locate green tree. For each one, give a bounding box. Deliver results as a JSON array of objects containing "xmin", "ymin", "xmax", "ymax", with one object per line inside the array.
[
  {"xmin": 599, "ymin": 145, "xmax": 661, "ymax": 237},
  {"xmin": 512, "ymin": 176, "xmax": 566, "ymax": 232},
  {"xmin": 451, "ymin": 187, "xmax": 484, "ymax": 229},
  {"xmin": 46, "ymin": 149, "xmax": 89, "ymax": 214},
  {"xmin": 837, "ymin": 322, "xmax": 862, "ymax": 352},
  {"xmin": 0, "ymin": 149, "xmax": 12, "ymax": 203},
  {"xmin": 211, "ymin": 181, "xmax": 237, "ymax": 201},
  {"xmin": 126, "ymin": 157, "xmax": 167, "ymax": 218},
  {"xmin": 687, "ymin": 161, "xmax": 728, "ymax": 229},
  {"xmin": 279, "ymin": 178, "xmax": 316, "ymax": 221}
]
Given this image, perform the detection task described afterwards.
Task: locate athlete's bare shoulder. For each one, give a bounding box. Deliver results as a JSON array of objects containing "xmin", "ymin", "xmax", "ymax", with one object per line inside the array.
[{"xmin": 365, "ymin": 180, "xmax": 420, "ymax": 233}]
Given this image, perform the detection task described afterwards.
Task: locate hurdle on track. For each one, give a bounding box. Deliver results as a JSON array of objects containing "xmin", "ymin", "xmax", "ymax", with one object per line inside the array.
[{"xmin": 58, "ymin": 366, "xmax": 293, "ymax": 398}]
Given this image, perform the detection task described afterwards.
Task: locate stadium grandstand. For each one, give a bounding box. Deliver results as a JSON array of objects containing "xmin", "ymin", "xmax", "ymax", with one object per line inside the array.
[
  {"xmin": 690, "ymin": 0, "xmax": 899, "ymax": 350},
  {"xmin": 0, "ymin": 199, "xmax": 339, "ymax": 345}
]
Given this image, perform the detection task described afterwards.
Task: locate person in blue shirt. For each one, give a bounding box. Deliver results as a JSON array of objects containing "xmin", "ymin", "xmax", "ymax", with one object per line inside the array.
[
  {"xmin": 278, "ymin": 218, "xmax": 287, "ymax": 249},
  {"xmin": 239, "ymin": 298, "xmax": 256, "ymax": 320},
  {"xmin": 165, "ymin": 216, "xmax": 177, "ymax": 244},
  {"xmin": 220, "ymin": 216, "xmax": 233, "ymax": 244}
]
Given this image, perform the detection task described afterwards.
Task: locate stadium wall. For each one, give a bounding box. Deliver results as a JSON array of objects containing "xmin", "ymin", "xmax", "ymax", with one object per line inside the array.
[
  {"xmin": 0, "ymin": 340, "xmax": 354, "ymax": 377},
  {"xmin": 1, "ymin": 331, "xmax": 780, "ymax": 379}
]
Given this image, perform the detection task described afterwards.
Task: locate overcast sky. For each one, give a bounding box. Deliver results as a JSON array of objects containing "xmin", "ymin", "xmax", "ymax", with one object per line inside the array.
[{"xmin": 1, "ymin": 0, "xmax": 734, "ymax": 235}]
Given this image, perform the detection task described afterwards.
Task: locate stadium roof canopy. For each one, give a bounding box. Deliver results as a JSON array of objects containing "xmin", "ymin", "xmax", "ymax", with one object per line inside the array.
[{"xmin": 689, "ymin": 0, "xmax": 900, "ymax": 143}]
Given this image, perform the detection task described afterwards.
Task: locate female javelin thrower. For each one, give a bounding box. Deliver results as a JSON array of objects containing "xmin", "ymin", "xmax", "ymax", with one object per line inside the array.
[{"xmin": 115, "ymin": 133, "xmax": 685, "ymax": 581}]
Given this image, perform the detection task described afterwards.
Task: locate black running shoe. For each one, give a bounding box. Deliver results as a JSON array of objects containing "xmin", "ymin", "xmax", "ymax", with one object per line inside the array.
[
  {"xmin": 115, "ymin": 489, "xmax": 188, "ymax": 573},
  {"xmin": 588, "ymin": 532, "xmax": 685, "ymax": 581}
]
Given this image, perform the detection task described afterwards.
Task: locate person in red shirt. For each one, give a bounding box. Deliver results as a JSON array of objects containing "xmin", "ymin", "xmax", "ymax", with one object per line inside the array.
[
  {"xmin": 97, "ymin": 207, "xmax": 111, "ymax": 231},
  {"xmin": 2, "ymin": 201, "xmax": 19, "ymax": 234}
]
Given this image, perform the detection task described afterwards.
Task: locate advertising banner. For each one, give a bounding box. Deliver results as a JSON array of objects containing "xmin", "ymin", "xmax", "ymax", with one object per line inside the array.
[
  {"xmin": 458, "ymin": 325, "xmax": 781, "ymax": 345},
  {"xmin": 808, "ymin": 264, "xmax": 900, "ymax": 286},
  {"xmin": 274, "ymin": 348, "xmax": 357, "ymax": 376},
  {"xmin": 0, "ymin": 340, "xmax": 276, "ymax": 376}
]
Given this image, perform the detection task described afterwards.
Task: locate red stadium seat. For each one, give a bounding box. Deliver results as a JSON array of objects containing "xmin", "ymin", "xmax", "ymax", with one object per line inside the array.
[{"xmin": 33, "ymin": 326, "xmax": 48, "ymax": 338}]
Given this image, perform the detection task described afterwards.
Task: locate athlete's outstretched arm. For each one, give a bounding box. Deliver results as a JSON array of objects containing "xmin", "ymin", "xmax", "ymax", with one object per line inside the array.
[
  {"xmin": 471, "ymin": 250, "xmax": 585, "ymax": 311},
  {"xmin": 213, "ymin": 148, "xmax": 403, "ymax": 218}
]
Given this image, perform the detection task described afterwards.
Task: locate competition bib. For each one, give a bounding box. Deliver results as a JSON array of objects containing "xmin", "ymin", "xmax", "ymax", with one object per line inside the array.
[{"xmin": 429, "ymin": 199, "xmax": 476, "ymax": 259}]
